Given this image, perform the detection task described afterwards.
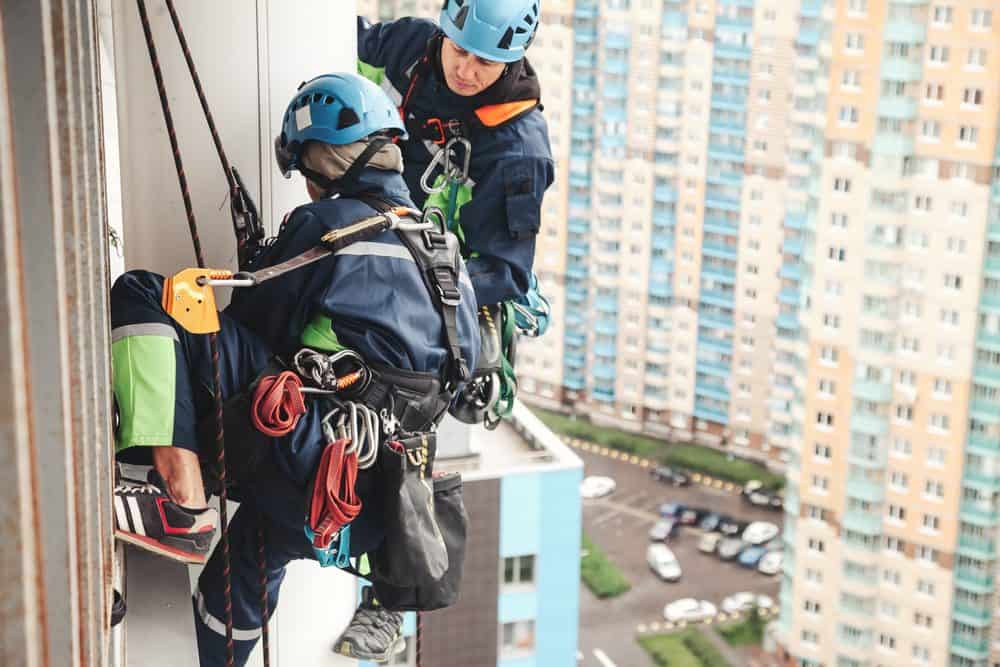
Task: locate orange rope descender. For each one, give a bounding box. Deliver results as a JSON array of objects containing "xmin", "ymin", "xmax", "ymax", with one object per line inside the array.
[{"xmin": 161, "ymin": 268, "xmax": 233, "ymax": 334}]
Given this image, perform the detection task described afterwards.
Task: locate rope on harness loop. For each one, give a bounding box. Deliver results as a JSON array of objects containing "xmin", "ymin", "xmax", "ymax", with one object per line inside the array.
[
  {"xmin": 309, "ymin": 439, "xmax": 362, "ymax": 549},
  {"xmin": 251, "ymin": 371, "xmax": 307, "ymax": 437}
]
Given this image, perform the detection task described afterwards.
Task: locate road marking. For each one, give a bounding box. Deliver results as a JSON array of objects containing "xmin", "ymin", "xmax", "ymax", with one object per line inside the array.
[
  {"xmin": 591, "ymin": 508, "xmax": 623, "ymax": 527},
  {"xmin": 590, "ymin": 498, "xmax": 660, "ymax": 523},
  {"xmin": 593, "ymin": 649, "xmax": 617, "ymax": 667}
]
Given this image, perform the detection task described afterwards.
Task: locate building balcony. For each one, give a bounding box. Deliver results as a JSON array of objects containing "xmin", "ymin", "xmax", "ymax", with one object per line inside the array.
[
  {"xmin": 850, "ymin": 414, "xmax": 889, "ymax": 436},
  {"xmin": 846, "ymin": 478, "xmax": 884, "ymax": 503},
  {"xmin": 592, "ymin": 363, "xmax": 616, "ymax": 381},
  {"xmin": 654, "ymin": 186, "xmax": 678, "ymax": 204},
  {"xmin": 565, "ymin": 286, "xmax": 587, "ymax": 303},
  {"xmin": 950, "ymin": 635, "xmax": 990, "ymax": 660},
  {"xmin": 960, "ymin": 500, "xmax": 1000, "ymax": 525},
  {"xmin": 594, "ymin": 319, "xmax": 618, "ymax": 336},
  {"xmin": 713, "ymin": 45, "xmax": 751, "ymax": 61},
  {"xmin": 704, "ymin": 194, "xmax": 741, "ymax": 212},
  {"xmin": 564, "ymin": 374, "xmax": 586, "ymax": 390},
  {"xmin": 701, "ymin": 265, "xmax": 736, "ymax": 284},
  {"xmin": 700, "ymin": 289, "xmax": 734, "ymax": 308},
  {"xmin": 594, "ymin": 296, "xmax": 617, "ymax": 314},
  {"xmin": 695, "ymin": 382, "xmax": 730, "ymax": 403},
  {"xmin": 955, "ymin": 567, "xmax": 995, "ymax": 593},
  {"xmin": 707, "ymin": 142, "xmax": 744, "ymax": 161},
  {"xmin": 885, "ymin": 19, "xmax": 926, "ymax": 43},
  {"xmin": 853, "ymin": 380, "xmax": 892, "ymax": 403},
  {"xmin": 698, "ymin": 335, "xmax": 733, "ymax": 354},
  {"xmin": 698, "ymin": 311, "xmax": 733, "ymax": 330},
  {"xmin": 776, "ymin": 313, "xmax": 800, "ymax": 333},
  {"xmin": 563, "ymin": 353, "xmax": 585, "ymax": 369},
  {"xmin": 958, "ymin": 535, "xmax": 997, "ymax": 560},
  {"xmin": 779, "ymin": 264, "xmax": 802, "ymax": 281},
  {"xmin": 565, "ymin": 265, "xmax": 588, "ymax": 281},
  {"xmin": 693, "ymin": 403, "xmax": 729, "ymax": 425},
  {"xmin": 592, "ymin": 386, "xmax": 615, "ymax": 403},
  {"xmin": 567, "ymin": 241, "xmax": 589, "ymax": 257},
  {"xmin": 778, "ymin": 288, "xmax": 800, "ymax": 306},
  {"xmin": 876, "ymin": 96, "xmax": 918, "ymax": 120},
  {"xmin": 951, "ymin": 602, "xmax": 992, "ymax": 627},
  {"xmin": 564, "ymin": 332, "xmax": 586, "ymax": 348},
  {"xmin": 702, "ymin": 241, "xmax": 738, "ymax": 261},
  {"xmin": 872, "ymin": 133, "xmax": 914, "ymax": 157},
  {"xmin": 695, "ymin": 359, "xmax": 730, "ymax": 378}
]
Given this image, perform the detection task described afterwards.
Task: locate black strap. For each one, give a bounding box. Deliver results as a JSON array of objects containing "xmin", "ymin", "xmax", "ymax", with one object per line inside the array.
[{"xmin": 359, "ymin": 196, "xmax": 470, "ymax": 389}]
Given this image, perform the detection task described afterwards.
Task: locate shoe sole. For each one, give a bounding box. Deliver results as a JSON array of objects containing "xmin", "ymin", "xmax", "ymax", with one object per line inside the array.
[
  {"xmin": 115, "ymin": 529, "xmax": 208, "ymax": 565},
  {"xmin": 333, "ymin": 634, "xmax": 406, "ymax": 662}
]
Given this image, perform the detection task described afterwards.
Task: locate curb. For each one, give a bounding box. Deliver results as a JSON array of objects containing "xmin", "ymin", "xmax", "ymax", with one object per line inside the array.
[
  {"xmin": 635, "ymin": 607, "xmax": 778, "ymax": 635},
  {"xmin": 565, "ymin": 437, "xmax": 740, "ymax": 494}
]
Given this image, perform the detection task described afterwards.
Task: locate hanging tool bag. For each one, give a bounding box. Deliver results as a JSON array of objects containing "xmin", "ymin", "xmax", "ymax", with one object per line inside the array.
[{"xmin": 368, "ymin": 471, "xmax": 468, "ymax": 612}]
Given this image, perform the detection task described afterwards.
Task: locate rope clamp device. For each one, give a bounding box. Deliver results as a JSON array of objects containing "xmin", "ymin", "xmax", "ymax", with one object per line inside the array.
[{"xmin": 161, "ymin": 268, "xmax": 232, "ymax": 334}]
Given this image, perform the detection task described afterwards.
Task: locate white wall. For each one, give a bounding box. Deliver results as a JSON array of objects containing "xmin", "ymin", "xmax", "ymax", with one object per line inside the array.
[{"xmin": 106, "ymin": 1, "xmax": 362, "ymax": 664}]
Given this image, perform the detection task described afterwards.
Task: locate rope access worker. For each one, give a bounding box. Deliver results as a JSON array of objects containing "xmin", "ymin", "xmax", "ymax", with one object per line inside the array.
[
  {"xmin": 110, "ymin": 71, "xmax": 479, "ymax": 667},
  {"xmin": 332, "ymin": 1, "xmax": 553, "ymax": 660}
]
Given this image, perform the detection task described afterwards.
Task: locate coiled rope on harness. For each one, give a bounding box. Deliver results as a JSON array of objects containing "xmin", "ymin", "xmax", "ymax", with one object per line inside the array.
[
  {"xmin": 251, "ymin": 371, "xmax": 307, "ymax": 437},
  {"xmin": 134, "ymin": 2, "xmax": 266, "ymax": 664}
]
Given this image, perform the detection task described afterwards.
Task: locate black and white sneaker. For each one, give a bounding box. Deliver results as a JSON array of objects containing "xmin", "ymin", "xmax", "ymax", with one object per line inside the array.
[
  {"xmin": 332, "ymin": 587, "xmax": 405, "ymax": 662},
  {"xmin": 113, "ymin": 470, "xmax": 217, "ymax": 564}
]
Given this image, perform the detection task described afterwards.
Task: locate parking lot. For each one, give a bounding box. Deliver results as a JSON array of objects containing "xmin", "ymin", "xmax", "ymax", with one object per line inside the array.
[{"xmin": 575, "ymin": 446, "xmax": 783, "ymax": 667}]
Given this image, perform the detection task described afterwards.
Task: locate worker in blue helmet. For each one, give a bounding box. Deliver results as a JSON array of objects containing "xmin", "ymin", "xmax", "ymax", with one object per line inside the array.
[
  {"xmin": 109, "ymin": 71, "xmax": 479, "ymax": 667},
  {"xmin": 357, "ymin": 0, "xmax": 553, "ymax": 309}
]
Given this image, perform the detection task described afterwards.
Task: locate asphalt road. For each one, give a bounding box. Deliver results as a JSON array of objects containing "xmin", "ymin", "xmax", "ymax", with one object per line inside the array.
[{"xmin": 575, "ymin": 448, "xmax": 783, "ymax": 667}]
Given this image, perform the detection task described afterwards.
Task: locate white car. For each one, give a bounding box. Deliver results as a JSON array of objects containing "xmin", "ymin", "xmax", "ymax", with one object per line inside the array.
[
  {"xmin": 721, "ymin": 592, "xmax": 775, "ymax": 615},
  {"xmin": 758, "ymin": 551, "xmax": 783, "ymax": 575},
  {"xmin": 647, "ymin": 543, "xmax": 682, "ymax": 582},
  {"xmin": 663, "ymin": 598, "xmax": 717, "ymax": 623},
  {"xmin": 580, "ymin": 475, "xmax": 616, "ymax": 499},
  {"xmin": 742, "ymin": 521, "xmax": 780, "ymax": 545}
]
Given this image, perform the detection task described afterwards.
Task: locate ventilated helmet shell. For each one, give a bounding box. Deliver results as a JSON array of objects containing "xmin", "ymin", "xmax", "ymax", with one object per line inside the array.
[
  {"xmin": 275, "ymin": 72, "xmax": 405, "ymax": 176},
  {"xmin": 439, "ymin": 0, "xmax": 540, "ymax": 64}
]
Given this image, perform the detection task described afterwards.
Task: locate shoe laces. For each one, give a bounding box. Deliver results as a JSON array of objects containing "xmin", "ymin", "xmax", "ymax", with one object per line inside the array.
[{"xmin": 114, "ymin": 478, "xmax": 162, "ymax": 495}]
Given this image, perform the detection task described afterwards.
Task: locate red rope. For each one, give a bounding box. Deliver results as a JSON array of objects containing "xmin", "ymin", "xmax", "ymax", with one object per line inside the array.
[
  {"xmin": 309, "ymin": 439, "xmax": 361, "ymax": 549},
  {"xmin": 250, "ymin": 372, "xmax": 307, "ymax": 437}
]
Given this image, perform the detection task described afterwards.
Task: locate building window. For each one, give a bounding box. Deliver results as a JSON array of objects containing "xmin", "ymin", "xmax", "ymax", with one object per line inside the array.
[
  {"xmin": 970, "ymin": 8, "xmax": 992, "ymax": 29},
  {"xmin": 924, "ymin": 479, "xmax": 944, "ymax": 499},
  {"xmin": 888, "ymin": 504, "xmax": 906, "ymax": 521},
  {"xmin": 838, "ymin": 105, "xmax": 859, "ymax": 126},
  {"xmin": 820, "ymin": 346, "xmax": 839, "ymax": 365},
  {"xmin": 962, "ymin": 87, "xmax": 984, "ymax": 107},
  {"xmin": 844, "ymin": 32, "xmax": 864, "ymax": 52},
  {"xmin": 932, "ymin": 5, "xmax": 953, "ymax": 25},
  {"xmin": 878, "ymin": 633, "xmax": 896, "ymax": 650},
  {"xmin": 841, "ymin": 70, "xmax": 860, "ymax": 89},
  {"xmin": 944, "ymin": 273, "xmax": 963, "ymax": 290},
  {"xmin": 883, "ymin": 568, "xmax": 901, "ymax": 585},
  {"xmin": 847, "ymin": 0, "xmax": 867, "ymax": 14},
  {"xmin": 833, "ymin": 177, "xmax": 852, "ymax": 193},
  {"xmin": 503, "ymin": 555, "xmax": 536, "ymax": 586},
  {"xmin": 889, "ymin": 471, "xmax": 908, "ymax": 490},
  {"xmin": 958, "ymin": 125, "xmax": 979, "ymax": 146},
  {"xmin": 922, "ymin": 514, "xmax": 940, "ymax": 532},
  {"xmin": 500, "ymin": 620, "xmax": 536, "ymax": 656},
  {"xmin": 891, "ymin": 438, "xmax": 912, "ymax": 457},
  {"xmin": 818, "ymin": 379, "xmax": 836, "ymax": 396},
  {"xmin": 929, "ymin": 414, "xmax": 950, "ymax": 432},
  {"xmin": 814, "ymin": 443, "xmax": 832, "ymax": 460},
  {"xmin": 924, "ymin": 82, "xmax": 944, "ymax": 103},
  {"xmin": 920, "ymin": 120, "xmax": 941, "ymax": 140},
  {"xmin": 885, "ymin": 537, "xmax": 905, "ymax": 554},
  {"xmin": 808, "ymin": 537, "xmax": 825, "ymax": 553},
  {"xmin": 967, "ymin": 47, "xmax": 987, "ymax": 68},
  {"xmin": 928, "ymin": 45, "xmax": 949, "ymax": 64}
]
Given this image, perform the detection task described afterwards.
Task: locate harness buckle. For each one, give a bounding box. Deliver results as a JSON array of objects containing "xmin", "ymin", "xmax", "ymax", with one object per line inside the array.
[
  {"xmin": 423, "ymin": 117, "xmax": 463, "ymax": 146},
  {"xmin": 431, "ymin": 266, "xmax": 462, "ymax": 307}
]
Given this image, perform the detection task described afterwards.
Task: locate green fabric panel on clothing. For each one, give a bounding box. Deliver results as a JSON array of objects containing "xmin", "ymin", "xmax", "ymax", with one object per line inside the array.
[
  {"xmin": 300, "ymin": 315, "xmax": 344, "ymax": 352},
  {"xmin": 357, "ymin": 60, "xmax": 385, "ymax": 86},
  {"xmin": 111, "ymin": 335, "xmax": 177, "ymax": 452},
  {"xmin": 424, "ymin": 176, "xmax": 474, "ymax": 250}
]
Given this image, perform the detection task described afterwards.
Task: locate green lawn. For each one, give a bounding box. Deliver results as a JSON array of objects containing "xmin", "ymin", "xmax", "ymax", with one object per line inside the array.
[
  {"xmin": 531, "ymin": 406, "xmax": 783, "ymax": 490},
  {"xmin": 580, "ymin": 534, "xmax": 631, "ymax": 599},
  {"xmin": 718, "ymin": 611, "xmax": 766, "ymax": 646},
  {"xmin": 639, "ymin": 629, "xmax": 732, "ymax": 667}
]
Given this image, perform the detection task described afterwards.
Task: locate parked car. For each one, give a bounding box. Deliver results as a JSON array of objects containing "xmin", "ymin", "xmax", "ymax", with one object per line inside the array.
[
  {"xmin": 758, "ymin": 551, "xmax": 783, "ymax": 575},
  {"xmin": 698, "ymin": 532, "xmax": 723, "ymax": 554},
  {"xmin": 649, "ymin": 519, "xmax": 680, "ymax": 542},
  {"xmin": 678, "ymin": 507, "xmax": 708, "ymax": 526},
  {"xmin": 647, "ymin": 543, "xmax": 682, "ymax": 582},
  {"xmin": 742, "ymin": 480, "xmax": 783, "ymax": 510},
  {"xmin": 659, "ymin": 502, "xmax": 687, "ymax": 518},
  {"xmin": 580, "ymin": 476, "xmax": 616, "ymax": 499},
  {"xmin": 737, "ymin": 545, "xmax": 768, "ymax": 568},
  {"xmin": 718, "ymin": 517, "xmax": 746, "ymax": 537},
  {"xmin": 721, "ymin": 592, "xmax": 775, "ymax": 615},
  {"xmin": 663, "ymin": 598, "xmax": 717, "ymax": 623},
  {"xmin": 650, "ymin": 466, "xmax": 691, "ymax": 487},
  {"xmin": 717, "ymin": 537, "xmax": 746, "ymax": 561},
  {"xmin": 698, "ymin": 512, "xmax": 725, "ymax": 532},
  {"xmin": 742, "ymin": 521, "xmax": 780, "ymax": 545}
]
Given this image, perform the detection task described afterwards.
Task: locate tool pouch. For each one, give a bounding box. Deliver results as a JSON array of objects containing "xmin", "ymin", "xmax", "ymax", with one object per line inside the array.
[
  {"xmin": 369, "ymin": 433, "xmax": 449, "ymax": 588},
  {"xmin": 371, "ymin": 472, "xmax": 468, "ymax": 611}
]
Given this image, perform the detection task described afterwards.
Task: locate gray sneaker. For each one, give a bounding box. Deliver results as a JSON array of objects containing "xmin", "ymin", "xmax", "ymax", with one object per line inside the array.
[{"xmin": 332, "ymin": 587, "xmax": 405, "ymax": 662}]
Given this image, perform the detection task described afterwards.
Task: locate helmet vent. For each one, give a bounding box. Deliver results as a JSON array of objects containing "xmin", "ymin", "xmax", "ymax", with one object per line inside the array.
[
  {"xmin": 524, "ymin": 12, "xmax": 535, "ymax": 25},
  {"xmin": 312, "ymin": 93, "xmax": 323, "ymax": 103},
  {"xmin": 498, "ymin": 27, "xmax": 514, "ymax": 49},
  {"xmin": 324, "ymin": 96, "xmax": 335, "ymax": 105},
  {"xmin": 337, "ymin": 108, "xmax": 361, "ymax": 130},
  {"xmin": 453, "ymin": 5, "xmax": 469, "ymax": 29}
]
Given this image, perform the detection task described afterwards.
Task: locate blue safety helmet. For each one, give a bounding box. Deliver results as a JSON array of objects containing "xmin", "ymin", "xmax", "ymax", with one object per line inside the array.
[
  {"xmin": 439, "ymin": 0, "xmax": 541, "ymax": 64},
  {"xmin": 275, "ymin": 72, "xmax": 406, "ymax": 178}
]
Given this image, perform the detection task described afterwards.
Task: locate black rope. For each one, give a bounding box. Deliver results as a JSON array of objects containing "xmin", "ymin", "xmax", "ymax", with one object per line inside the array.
[{"xmin": 134, "ymin": 2, "xmax": 235, "ymax": 665}]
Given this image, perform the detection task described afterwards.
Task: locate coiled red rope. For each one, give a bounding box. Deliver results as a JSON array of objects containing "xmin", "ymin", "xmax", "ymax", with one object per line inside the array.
[
  {"xmin": 251, "ymin": 371, "xmax": 307, "ymax": 437},
  {"xmin": 309, "ymin": 439, "xmax": 362, "ymax": 548}
]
